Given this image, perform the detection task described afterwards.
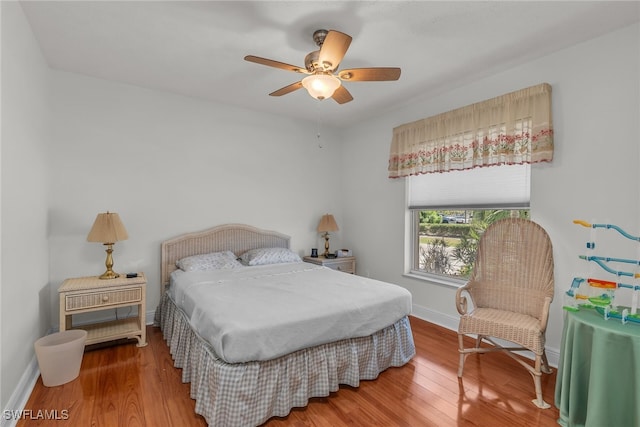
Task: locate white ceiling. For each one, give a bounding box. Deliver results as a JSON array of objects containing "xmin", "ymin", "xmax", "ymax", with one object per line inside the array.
[{"xmin": 21, "ymin": 1, "xmax": 640, "ymax": 128}]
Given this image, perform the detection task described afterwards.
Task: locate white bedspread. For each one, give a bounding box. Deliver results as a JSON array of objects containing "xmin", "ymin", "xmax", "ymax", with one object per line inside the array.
[{"xmin": 169, "ymin": 262, "xmax": 412, "ymax": 363}]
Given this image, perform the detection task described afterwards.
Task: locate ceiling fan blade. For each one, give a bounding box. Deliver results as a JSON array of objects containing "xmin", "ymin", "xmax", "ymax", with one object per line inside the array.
[
  {"xmin": 244, "ymin": 55, "xmax": 307, "ymax": 74},
  {"xmin": 318, "ymin": 30, "xmax": 352, "ymax": 71},
  {"xmin": 338, "ymin": 68, "xmax": 401, "ymax": 82},
  {"xmin": 332, "ymin": 85, "xmax": 353, "ymax": 104},
  {"xmin": 269, "ymin": 81, "xmax": 303, "ymax": 97}
]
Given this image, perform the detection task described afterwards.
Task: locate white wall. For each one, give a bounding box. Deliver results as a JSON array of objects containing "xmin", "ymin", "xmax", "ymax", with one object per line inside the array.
[
  {"xmin": 341, "ymin": 23, "xmax": 640, "ymax": 360},
  {"xmin": 2, "ymin": 1, "xmax": 638, "ymax": 414},
  {"xmin": 0, "ymin": 1, "xmax": 51, "ymax": 411},
  {"xmin": 48, "ymin": 70, "xmax": 346, "ymax": 319}
]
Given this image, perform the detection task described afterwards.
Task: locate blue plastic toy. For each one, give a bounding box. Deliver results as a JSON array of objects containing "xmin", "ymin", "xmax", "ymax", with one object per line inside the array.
[{"xmin": 565, "ymin": 220, "xmax": 640, "ymax": 325}]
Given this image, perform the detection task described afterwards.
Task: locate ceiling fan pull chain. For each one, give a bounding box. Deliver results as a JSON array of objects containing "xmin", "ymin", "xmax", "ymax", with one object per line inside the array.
[{"xmin": 316, "ymin": 118, "xmax": 323, "ymax": 149}]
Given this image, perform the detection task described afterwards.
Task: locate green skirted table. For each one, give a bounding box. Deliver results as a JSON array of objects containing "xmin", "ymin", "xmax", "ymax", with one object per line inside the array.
[{"xmin": 555, "ymin": 308, "xmax": 640, "ymax": 427}]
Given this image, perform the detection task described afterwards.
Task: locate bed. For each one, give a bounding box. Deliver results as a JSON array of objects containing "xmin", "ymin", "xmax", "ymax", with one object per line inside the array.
[{"xmin": 155, "ymin": 223, "xmax": 415, "ymax": 426}]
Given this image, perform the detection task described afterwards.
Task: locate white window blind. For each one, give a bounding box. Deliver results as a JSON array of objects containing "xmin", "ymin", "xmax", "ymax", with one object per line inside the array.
[{"xmin": 408, "ymin": 164, "xmax": 530, "ymax": 210}]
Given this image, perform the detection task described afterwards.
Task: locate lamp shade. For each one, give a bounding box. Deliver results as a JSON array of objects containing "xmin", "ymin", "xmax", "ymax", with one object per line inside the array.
[
  {"xmin": 87, "ymin": 212, "xmax": 128, "ymax": 243},
  {"xmin": 302, "ymin": 74, "xmax": 341, "ymax": 100},
  {"xmin": 317, "ymin": 214, "xmax": 339, "ymax": 233}
]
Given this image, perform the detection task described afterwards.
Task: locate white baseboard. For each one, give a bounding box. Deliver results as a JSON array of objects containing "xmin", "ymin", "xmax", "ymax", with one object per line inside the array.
[
  {"xmin": 0, "ymin": 355, "xmax": 39, "ymax": 427},
  {"xmin": 147, "ymin": 309, "xmax": 156, "ymax": 325},
  {"xmin": 411, "ymin": 303, "xmax": 560, "ymax": 368}
]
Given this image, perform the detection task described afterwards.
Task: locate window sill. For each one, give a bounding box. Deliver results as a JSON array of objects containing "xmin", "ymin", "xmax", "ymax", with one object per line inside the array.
[{"xmin": 403, "ymin": 271, "xmax": 467, "ymax": 289}]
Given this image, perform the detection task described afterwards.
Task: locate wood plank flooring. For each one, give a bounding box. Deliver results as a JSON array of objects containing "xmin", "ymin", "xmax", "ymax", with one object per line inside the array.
[{"xmin": 18, "ymin": 317, "xmax": 560, "ymax": 426}]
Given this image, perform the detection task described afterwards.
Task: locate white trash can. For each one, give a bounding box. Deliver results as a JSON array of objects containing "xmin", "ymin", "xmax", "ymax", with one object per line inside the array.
[{"xmin": 34, "ymin": 329, "xmax": 87, "ymax": 387}]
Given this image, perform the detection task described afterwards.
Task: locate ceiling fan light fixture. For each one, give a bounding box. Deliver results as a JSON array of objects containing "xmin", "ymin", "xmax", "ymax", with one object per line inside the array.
[
  {"xmin": 301, "ymin": 74, "xmax": 341, "ymax": 100},
  {"xmin": 245, "ymin": 29, "xmax": 399, "ymax": 105}
]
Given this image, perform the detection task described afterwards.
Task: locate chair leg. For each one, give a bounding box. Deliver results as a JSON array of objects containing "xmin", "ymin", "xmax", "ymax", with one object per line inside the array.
[
  {"xmin": 457, "ymin": 333, "xmax": 466, "ymax": 377},
  {"xmin": 475, "ymin": 335, "xmax": 484, "ymax": 348},
  {"xmin": 531, "ymin": 355, "xmax": 550, "ymax": 409},
  {"xmin": 541, "ymin": 350, "xmax": 552, "ymax": 374}
]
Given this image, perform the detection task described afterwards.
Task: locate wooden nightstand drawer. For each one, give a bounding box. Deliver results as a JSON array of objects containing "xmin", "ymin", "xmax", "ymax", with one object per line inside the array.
[
  {"xmin": 65, "ymin": 287, "xmax": 142, "ymax": 311},
  {"xmin": 325, "ymin": 259, "xmax": 355, "ymax": 274},
  {"xmin": 303, "ymin": 256, "xmax": 356, "ymax": 274}
]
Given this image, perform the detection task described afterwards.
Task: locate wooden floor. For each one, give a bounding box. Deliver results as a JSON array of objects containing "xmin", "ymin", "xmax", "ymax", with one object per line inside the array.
[{"xmin": 19, "ymin": 317, "xmax": 560, "ymax": 426}]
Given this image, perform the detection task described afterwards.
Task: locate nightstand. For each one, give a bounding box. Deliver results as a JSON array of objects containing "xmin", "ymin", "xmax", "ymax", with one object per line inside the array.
[
  {"xmin": 303, "ymin": 255, "xmax": 356, "ymax": 274},
  {"xmin": 58, "ymin": 273, "xmax": 147, "ymax": 347}
]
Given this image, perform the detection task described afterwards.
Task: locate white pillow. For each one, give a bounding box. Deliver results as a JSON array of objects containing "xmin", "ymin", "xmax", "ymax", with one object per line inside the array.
[
  {"xmin": 239, "ymin": 247, "xmax": 301, "ymax": 266},
  {"xmin": 176, "ymin": 251, "xmax": 242, "ymax": 271}
]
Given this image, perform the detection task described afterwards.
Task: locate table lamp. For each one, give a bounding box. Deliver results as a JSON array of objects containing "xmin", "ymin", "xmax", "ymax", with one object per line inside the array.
[
  {"xmin": 317, "ymin": 214, "xmax": 339, "ymax": 257},
  {"xmin": 87, "ymin": 212, "xmax": 129, "ymax": 279}
]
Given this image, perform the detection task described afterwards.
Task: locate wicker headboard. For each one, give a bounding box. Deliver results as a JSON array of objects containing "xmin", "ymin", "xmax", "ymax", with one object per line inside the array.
[{"xmin": 160, "ymin": 223, "xmax": 291, "ymax": 295}]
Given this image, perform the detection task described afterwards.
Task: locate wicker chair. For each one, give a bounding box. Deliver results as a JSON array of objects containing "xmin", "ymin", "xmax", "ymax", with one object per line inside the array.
[{"xmin": 455, "ymin": 218, "xmax": 554, "ymax": 409}]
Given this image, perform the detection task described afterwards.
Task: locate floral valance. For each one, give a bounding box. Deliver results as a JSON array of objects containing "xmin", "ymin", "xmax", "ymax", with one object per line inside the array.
[{"xmin": 388, "ymin": 83, "xmax": 553, "ymax": 178}]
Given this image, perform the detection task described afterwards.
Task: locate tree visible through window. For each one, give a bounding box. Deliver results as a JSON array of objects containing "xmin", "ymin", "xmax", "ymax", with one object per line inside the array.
[{"xmin": 413, "ymin": 209, "xmax": 530, "ymax": 279}]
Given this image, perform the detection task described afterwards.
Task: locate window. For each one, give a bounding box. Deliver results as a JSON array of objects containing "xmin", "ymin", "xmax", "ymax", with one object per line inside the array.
[
  {"xmin": 410, "ymin": 208, "xmax": 529, "ymax": 281},
  {"xmin": 389, "ymin": 84, "xmax": 552, "ymax": 284},
  {"xmin": 407, "ymin": 164, "xmax": 530, "ymax": 282}
]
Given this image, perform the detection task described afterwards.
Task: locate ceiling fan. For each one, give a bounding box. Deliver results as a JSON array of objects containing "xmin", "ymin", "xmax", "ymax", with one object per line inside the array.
[{"xmin": 244, "ymin": 29, "xmax": 401, "ymax": 104}]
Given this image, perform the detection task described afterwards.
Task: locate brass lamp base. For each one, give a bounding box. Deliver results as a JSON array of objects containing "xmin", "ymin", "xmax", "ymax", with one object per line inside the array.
[
  {"xmin": 322, "ymin": 232, "xmax": 331, "ymax": 257},
  {"xmin": 99, "ymin": 270, "xmax": 120, "ymax": 280},
  {"xmin": 99, "ymin": 243, "xmax": 120, "ymax": 280}
]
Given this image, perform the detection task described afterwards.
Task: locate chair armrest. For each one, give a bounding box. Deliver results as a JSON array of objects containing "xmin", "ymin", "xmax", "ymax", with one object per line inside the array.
[
  {"xmin": 539, "ymin": 296, "xmax": 552, "ymax": 331},
  {"xmin": 455, "ymin": 282, "xmax": 473, "ymax": 315}
]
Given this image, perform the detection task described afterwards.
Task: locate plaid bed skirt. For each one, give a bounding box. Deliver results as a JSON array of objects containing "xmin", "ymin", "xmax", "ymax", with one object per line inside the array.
[{"xmin": 155, "ymin": 292, "xmax": 415, "ymax": 426}]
